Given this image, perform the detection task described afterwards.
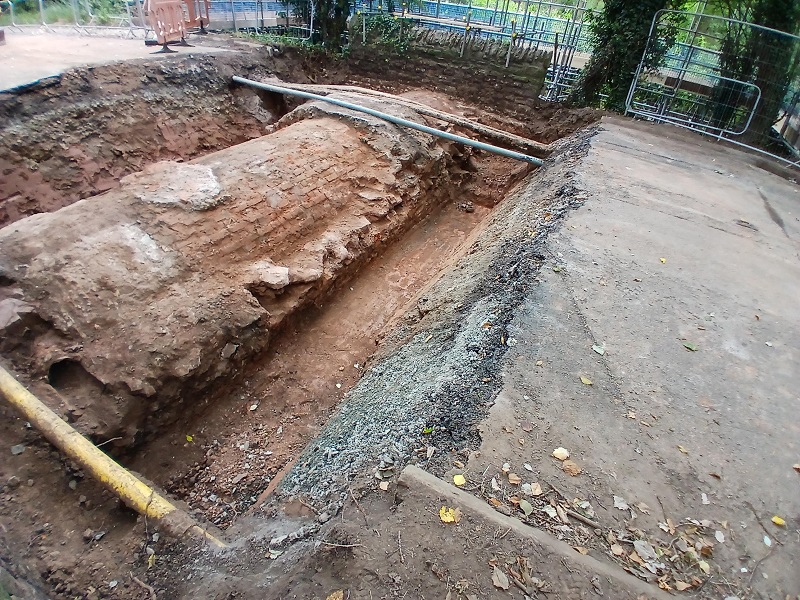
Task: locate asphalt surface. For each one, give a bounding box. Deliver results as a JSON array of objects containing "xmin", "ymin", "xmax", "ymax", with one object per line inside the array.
[{"xmin": 477, "ymin": 116, "xmax": 800, "ymax": 597}]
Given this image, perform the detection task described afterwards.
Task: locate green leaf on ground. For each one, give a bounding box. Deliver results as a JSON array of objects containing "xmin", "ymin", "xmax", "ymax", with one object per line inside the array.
[
  {"xmin": 519, "ymin": 499, "xmax": 534, "ymax": 517},
  {"xmin": 682, "ymin": 342, "xmax": 698, "ymax": 352}
]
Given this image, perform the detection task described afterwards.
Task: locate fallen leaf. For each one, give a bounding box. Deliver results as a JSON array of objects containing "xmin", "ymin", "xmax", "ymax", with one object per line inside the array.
[
  {"xmin": 508, "ymin": 496, "xmax": 520, "ymax": 507},
  {"xmin": 521, "ymin": 421, "xmax": 533, "ymax": 432},
  {"xmin": 613, "ymin": 496, "xmax": 629, "ymax": 510},
  {"xmin": 674, "ymin": 581, "xmax": 692, "ymax": 591},
  {"xmin": 682, "ymin": 342, "xmax": 698, "ymax": 352},
  {"xmin": 519, "ymin": 499, "xmax": 534, "ymax": 517},
  {"xmin": 488, "ymin": 498, "xmax": 503, "ymax": 507},
  {"xmin": 147, "ymin": 554, "xmax": 156, "ymax": 569},
  {"xmin": 491, "ymin": 566, "xmax": 510, "ymax": 590},
  {"xmin": 562, "ymin": 460, "xmax": 581, "ymax": 476},
  {"xmin": 453, "ymin": 474, "xmax": 466, "ymax": 487},
  {"xmin": 660, "ymin": 257, "xmax": 667, "ymax": 263},
  {"xmin": 502, "ymin": 462, "xmax": 511, "ymax": 474},
  {"xmin": 772, "ymin": 516, "xmax": 786, "ymax": 526},
  {"xmin": 507, "ymin": 473, "xmax": 522, "ymax": 486},
  {"xmin": 764, "ymin": 535, "xmax": 772, "ymax": 547},
  {"xmin": 530, "ymin": 482, "xmax": 543, "ymax": 496},
  {"xmin": 715, "ymin": 530, "xmax": 725, "ymax": 543},
  {"xmin": 379, "ymin": 481, "xmax": 390, "ymax": 491},
  {"xmin": 423, "ymin": 426, "xmax": 434, "ymax": 434},
  {"xmin": 427, "ymin": 446, "xmax": 436, "ymax": 459},
  {"xmin": 491, "ymin": 477, "xmax": 500, "ymax": 491},
  {"xmin": 574, "ymin": 546, "xmax": 589, "ymax": 555},
  {"xmin": 535, "ymin": 360, "xmax": 543, "ymax": 366},
  {"xmin": 580, "ymin": 376, "xmax": 593, "ymax": 385},
  {"xmin": 701, "ymin": 493, "xmax": 710, "ymax": 505},
  {"xmin": 518, "ymin": 438, "xmax": 525, "ymax": 446},
  {"xmin": 633, "ymin": 540, "xmax": 657, "ymax": 562},
  {"xmin": 697, "ymin": 560, "xmax": 710, "ymax": 574},
  {"xmin": 326, "ymin": 592, "xmax": 344, "ymax": 600},
  {"xmin": 627, "ymin": 411, "xmax": 637, "ymax": 419},
  {"xmin": 454, "ymin": 460, "xmax": 465, "ymax": 469},
  {"xmin": 268, "ymin": 548, "xmax": 283, "ymax": 559},
  {"xmin": 610, "ymin": 543, "xmax": 625, "ymax": 556},
  {"xmin": 542, "ymin": 505, "xmax": 558, "ymax": 519},
  {"xmin": 709, "ymin": 472, "xmax": 721, "ymax": 479},
  {"xmin": 677, "ymin": 445, "xmax": 689, "ymax": 454},
  {"xmin": 185, "ymin": 435, "xmax": 194, "ymax": 443},
  {"xmin": 556, "ymin": 505, "xmax": 570, "ymax": 523},
  {"xmin": 523, "ymin": 463, "xmax": 534, "ymax": 472},
  {"xmin": 439, "ymin": 506, "xmax": 462, "ymax": 524},
  {"xmin": 628, "ymin": 550, "xmax": 644, "ymax": 565},
  {"xmin": 592, "ymin": 344, "xmax": 606, "ymax": 355},
  {"xmin": 635, "ymin": 502, "xmax": 650, "ymax": 515},
  {"xmin": 552, "ymin": 447, "xmax": 570, "ymax": 461}
]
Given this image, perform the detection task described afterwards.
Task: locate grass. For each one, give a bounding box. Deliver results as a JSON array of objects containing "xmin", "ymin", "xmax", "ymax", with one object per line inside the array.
[
  {"xmin": 0, "ymin": 0, "xmax": 130, "ymax": 26},
  {"xmin": 0, "ymin": 1, "xmax": 76, "ymax": 25}
]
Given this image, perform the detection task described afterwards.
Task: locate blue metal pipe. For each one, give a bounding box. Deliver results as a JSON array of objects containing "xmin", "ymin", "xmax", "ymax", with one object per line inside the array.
[{"xmin": 232, "ymin": 77, "xmax": 544, "ymax": 166}]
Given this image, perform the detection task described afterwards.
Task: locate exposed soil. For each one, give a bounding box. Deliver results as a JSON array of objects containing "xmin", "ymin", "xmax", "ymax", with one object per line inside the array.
[
  {"xmin": 0, "ymin": 36, "xmax": 605, "ymax": 600},
  {"xmin": 0, "ymin": 53, "xmax": 279, "ymax": 228}
]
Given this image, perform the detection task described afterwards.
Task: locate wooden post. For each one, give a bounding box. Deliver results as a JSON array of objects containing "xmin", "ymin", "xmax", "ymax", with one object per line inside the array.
[
  {"xmin": 460, "ymin": 9, "xmax": 471, "ymax": 57},
  {"xmin": 505, "ymin": 19, "xmax": 515, "ymax": 67}
]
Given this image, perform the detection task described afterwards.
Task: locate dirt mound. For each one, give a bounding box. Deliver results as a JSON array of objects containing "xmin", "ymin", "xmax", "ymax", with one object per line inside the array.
[
  {"xmin": 0, "ymin": 52, "xmax": 276, "ymax": 228},
  {"xmin": 0, "ymin": 96, "xmax": 481, "ymax": 447}
]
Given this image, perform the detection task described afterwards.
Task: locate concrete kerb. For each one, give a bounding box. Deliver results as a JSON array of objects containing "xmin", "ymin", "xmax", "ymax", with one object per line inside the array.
[{"xmin": 398, "ymin": 464, "xmax": 672, "ymax": 600}]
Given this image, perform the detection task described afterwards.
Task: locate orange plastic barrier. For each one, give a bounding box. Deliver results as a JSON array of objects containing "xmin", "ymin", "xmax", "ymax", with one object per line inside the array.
[
  {"xmin": 182, "ymin": 0, "xmax": 210, "ymax": 30},
  {"xmin": 145, "ymin": 0, "xmax": 187, "ymax": 46}
]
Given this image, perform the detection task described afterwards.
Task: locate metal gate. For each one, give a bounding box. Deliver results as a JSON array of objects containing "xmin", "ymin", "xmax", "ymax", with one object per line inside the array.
[{"xmin": 626, "ymin": 9, "xmax": 800, "ymax": 169}]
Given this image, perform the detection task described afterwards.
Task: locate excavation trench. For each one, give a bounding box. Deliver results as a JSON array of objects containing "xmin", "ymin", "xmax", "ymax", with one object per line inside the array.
[
  {"xmin": 132, "ymin": 188, "xmax": 513, "ymax": 528},
  {"xmin": 0, "ymin": 78, "xmax": 535, "ymax": 533},
  {"xmin": 0, "ymin": 50, "xmax": 605, "ymax": 597}
]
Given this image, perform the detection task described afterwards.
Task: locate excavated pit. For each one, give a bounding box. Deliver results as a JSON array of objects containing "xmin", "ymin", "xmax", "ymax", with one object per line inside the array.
[
  {"xmin": 0, "ymin": 49, "xmax": 601, "ymax": 599},
  {"xmin": 0, "ymin": 83, "xmax": 533, "ymax": 523}
]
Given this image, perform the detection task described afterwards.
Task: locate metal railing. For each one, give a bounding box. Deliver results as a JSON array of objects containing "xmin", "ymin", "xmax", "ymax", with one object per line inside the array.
[
  {"xmin": 201, "ymin": 0, "xmax": 593, "ymax": 98},
  {"xmin": 626, "ymin": 9, "xmax": 800, "ymax": 169},
  {"xmin": 349, "ymin": 0, "xmax": 595, "ymax": 100},
  {"xmin": 0, "ymin": 0, "xmax": 151, "ymax": 37}
]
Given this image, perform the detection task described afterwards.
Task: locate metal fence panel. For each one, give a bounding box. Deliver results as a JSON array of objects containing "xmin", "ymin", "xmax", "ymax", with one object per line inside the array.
[
  {"xmin": 0, "ymin": 0, "xmax": 150, "ymax": 36},
  {"xmin": 626, "ymin": 9, "xmax": 800, "ymax": 169}
]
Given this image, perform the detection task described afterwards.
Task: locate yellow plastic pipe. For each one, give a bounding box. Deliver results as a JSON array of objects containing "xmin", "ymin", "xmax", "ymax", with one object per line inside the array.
[{"xmin": 0, "ymin": 365, "xmax": 226, "ymax": 549}]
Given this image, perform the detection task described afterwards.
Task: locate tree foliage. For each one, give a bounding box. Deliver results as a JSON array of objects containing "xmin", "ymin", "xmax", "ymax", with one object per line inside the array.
[
  {"xmin": 568, "ymin": 0, "xmax": 691, "ymax": 109},
  {"xmin": 709, "ymin": 0, "xmax": 800, "ymax": 146}
]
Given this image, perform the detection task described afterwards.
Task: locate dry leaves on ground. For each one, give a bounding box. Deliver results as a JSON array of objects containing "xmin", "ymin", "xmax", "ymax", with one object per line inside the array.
[
  {"xmin": 491, "ymin": 566, "xmax": 510, "ymax": 590},
  {"xmin": 439, "ymin": 506, "xmax": 462, "ymax": 524}
]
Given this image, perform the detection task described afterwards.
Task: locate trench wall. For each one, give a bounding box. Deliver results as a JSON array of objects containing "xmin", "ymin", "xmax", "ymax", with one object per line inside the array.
[{"xmin": 347, "ymin": 28, "xmax": 550, "ymax": 117}]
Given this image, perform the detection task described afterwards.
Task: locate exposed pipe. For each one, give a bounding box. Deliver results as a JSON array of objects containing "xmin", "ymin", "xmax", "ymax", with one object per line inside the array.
[
  {"xmin": 232, "ymin": 77, "xmax": 544, "ymax": 166},
  {"xmin": 0, "ymin": 365, "xmax": 227, "ymax": 549},
  {"xmin": 259, "ymin": 79, "xmax": 552, "ymax": 156}
]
